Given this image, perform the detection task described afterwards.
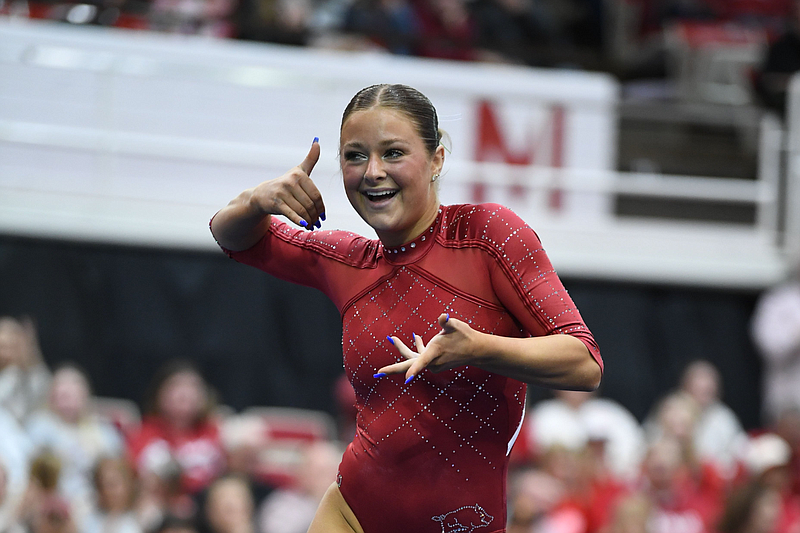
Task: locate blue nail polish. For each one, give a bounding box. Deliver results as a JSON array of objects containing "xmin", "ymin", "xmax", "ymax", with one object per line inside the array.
[
  {"xmin": 386, "ymin": 336, "xmax": 394, "ymax": 345},
  {"xmin": 298, "ymin": 220, "xmax": 308, "ymax": 227},
  {"xmin": 312, "ymin": 137, "xmax": 319, "ymax": 144},
  {"xmin": 373, "ymin": 373, "xmax": 387, "ymax": 378},
  {"xmin": 445, "ymin": 313, "xmax": 450, "ymax": 322},
  {"xmin": 405, "ymin": 375, "xmax": 415, "ymax": 384},
  {"xmin": 320, "ymin": 212, "xmax": 326, "ymax": 221},
  {"xmin": 314, "ymin": 219, "xmax": 321, "ymax": 229},
  {"xmin": 412, "ymin": 332, "xmax": 416, "ymax": 341}
]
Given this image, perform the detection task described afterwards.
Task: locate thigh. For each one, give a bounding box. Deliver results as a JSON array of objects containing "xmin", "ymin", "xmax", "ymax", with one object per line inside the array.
[{"xmin": 307, "ymin": 483, "xmax": 364, "ymax": 533}]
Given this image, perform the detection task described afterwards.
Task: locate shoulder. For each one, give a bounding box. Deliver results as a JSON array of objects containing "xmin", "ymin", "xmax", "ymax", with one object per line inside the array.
[
  {"xmin": 267, "ymin": 219, "xmax": 380, "ymax": 267},
  {"xmin": 440, "ymin": 203, "xmax": 544, "ymax": 259},
  {"xmin": 442, "ymin": 203, "xmax": 539, "ymax": 242}
]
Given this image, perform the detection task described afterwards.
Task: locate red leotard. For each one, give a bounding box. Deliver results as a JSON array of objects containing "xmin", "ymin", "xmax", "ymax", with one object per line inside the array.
[{"xmin": 220, "ymin": 203, "xmax": 602, "ymax": 533}]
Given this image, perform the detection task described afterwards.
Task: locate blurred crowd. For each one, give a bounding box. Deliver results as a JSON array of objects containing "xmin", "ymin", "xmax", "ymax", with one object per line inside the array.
[
  {"xmin": 0, "ymin": 0, "xmax": 797, "ymax": 76},
  {"xmin": 1, "ymin": 284, "xmax": 800, "ymax": 533}
]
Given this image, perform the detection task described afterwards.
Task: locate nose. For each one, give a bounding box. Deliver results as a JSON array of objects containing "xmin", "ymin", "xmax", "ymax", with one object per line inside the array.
[{"xmin": 364, "ymin": 154, "xmax": 386, "ymax": 181}]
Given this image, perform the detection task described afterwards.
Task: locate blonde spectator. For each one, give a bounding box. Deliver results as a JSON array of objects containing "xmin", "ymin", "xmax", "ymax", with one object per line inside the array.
[
  {"xmin": 26, "ymin": 363, "xmax": 124, "ymax": 527},
  {"xmin": 679, "ymin": 360, "xmax": 747, "ymax": 480},
  {"xmin": 525, "ymin": 389, "xmax": 646, "ymax": 482},
  {"xmin": 257, "ymin": 441, "xmax": 340, "ymax": 533},
  {"xmin": 0, "ymin": 316, "xmax": 50, "ymax": 424},
  {"xmin": 637, "ymin": 437, "xmax": 720, "ymax": 533},
  {"xmin": 83, "ymin": 458, "xmax": 142, "ymax": 533}
]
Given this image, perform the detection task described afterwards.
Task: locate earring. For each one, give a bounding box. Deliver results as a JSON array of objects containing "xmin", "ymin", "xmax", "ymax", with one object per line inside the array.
[{"xmin": 431, "ymin": 174, "xmax": 440, "ymax": 182}]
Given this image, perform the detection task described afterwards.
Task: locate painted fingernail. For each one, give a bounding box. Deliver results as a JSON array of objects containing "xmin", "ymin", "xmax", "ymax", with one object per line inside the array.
[
  {"xmin": 445, "ymin": 313, "xmax": 450, "ymax": 322},
  {"xmin": 320, "ymin": 212, "xmax": 326, "ymax": 221},
  {"xmin": 298, "ymin": 220, "xmax": 308, "ymax": 227},
  {"xmin": 386, "ymin": 336, "xmax": 394, "ymax": 345},
  {"xmin": 373, "ymin": 373, "xmax": 387, "ymax": 378},
  {"xmin": 405, "ymin": 375, "xmax": 415, "ymax": 384},
  {"xmin": 412, "ymin": 332, "xmax": 416, "ymax": 341},
  {"xmin": 312, "ymin": 137, "xmax": 319, "ymax": 144},
  {"xmin": 314, "ymin": 219, "xmax": 321, "ymax": 229}
]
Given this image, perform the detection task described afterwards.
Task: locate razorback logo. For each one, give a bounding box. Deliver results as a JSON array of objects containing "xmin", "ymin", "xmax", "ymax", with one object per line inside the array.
[{"xmin": 432, "ymin": 504, "xmax": 494, "ymax": 533}]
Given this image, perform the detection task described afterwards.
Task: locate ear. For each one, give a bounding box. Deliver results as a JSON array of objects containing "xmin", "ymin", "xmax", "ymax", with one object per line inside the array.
[{"xmin": 430, "ymin": 144, "xmax": 445, "ymax": 177}]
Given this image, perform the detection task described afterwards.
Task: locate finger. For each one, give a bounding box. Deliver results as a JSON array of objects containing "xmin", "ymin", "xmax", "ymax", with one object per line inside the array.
[
  {"xmin": 413, "ymin": 333, "xmax": 426, "ymax": 352},
  {"xmin": 276, "ymin": 192, "xmax": 317, "ymax": 229},
  {"xmin": 297, "ymin": 176, "xmax": 326, "ymax": 226},
  {"xmin": 298, "ymin": 138, "xmax": 321, "ymax": 177},
  {"xmin": 387, "ymin": 336, "xmax": 420, "ymax": 362},
  {"xmin": 405, "ymin": 349, "xmax": 436, "ymax": 382},
  {"xmin": 438, "ymin": 313, "xmax": 457, "ymax": 333},
  {"xmin": 375, "ymin": 360, "xmax": 413, "ymax": 376}
]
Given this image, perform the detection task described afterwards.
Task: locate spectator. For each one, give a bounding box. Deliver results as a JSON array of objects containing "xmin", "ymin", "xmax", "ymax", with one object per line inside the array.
[
  {"xmin": 637, "ymin": 437, "xmax": 720, "ymax": 533},
  {"xmin": 202, "ymin": 476, "xmax": 254, "ymax": 533},
  {"xmin": 83, "ymin": 457, "xmax": 142, "ymax": 533},
  {"xmin": 341, "ymin": 0, "xmax": 419, "ymax": 55},
  {"xmin": 412, "ymin": 0, "xmax": 478, "ymax": 60},
  {"xmin": 215, "ymin": 415, "xmax": 274, "ymax": 507},
  {"xmin": 525, "ymin": 389, "xmax": 646, "ymax": 482},
  {"xmin": 773, "ymin": 407, "xmax": 800, "ymax": 497},
  {"xmin": 716, "ymin": 480, "xmax": 783, "ymax": 533},
  {"xmin": 155, "ymin": 515, "xmax": 200, "ymax": 533},
  {"xmin": 506, "ymin": 466, "xmax": 580, "ymax": 533},
  {"xmin": 604, "ymin": 493, "xmax": 652, "ymax": 533},
  {"xmin": 17, "ymin": 452, "xmax": 67, "ymax": 533},
  {"xmin": 469, "ymin": 0, "xmax": 559, "ymax": 65},
  {"xmin": 751, "ymin": 261, "xmax": 800, "ymax": 423},
  {"xmin": 739, "ymin": 433, "xmax": 800, "ymax": 533},
  {"xmin": 0, "ymin": 459, "xmax": 25, "ymax": 533},
  {"xmin": 679, "ymin": 360, "xmax": 747, "ymax": 480},
  {"xmin": 235, "ymin": 0, "xmax": 311, "ymax": 45},
  {"xmin": 0, "ymin": 408, "xmax": 32, "ymax": 521},
  {"xmin": 26, "ymin": 363, "xmax": 124, "ymax": 525},
  {"xmin": 0, "ymin": 316, "xmax": 50, "ymax": 425},
  {"xmin": 257, "ymin": 441, "xmax": 340, "ymax": 533},
  {"xmin": 128, "ymin": 360, "xmax": 226, "ymax": 497},
  {"xmin": 754, "ymin": 0, "xmax": 800, "ymax": 115}
]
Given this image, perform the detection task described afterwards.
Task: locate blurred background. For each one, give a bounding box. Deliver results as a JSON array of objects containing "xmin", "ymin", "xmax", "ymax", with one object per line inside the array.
[{"xmin": 2, "ymin": 1, "xmax": 800, "ymax": 532}]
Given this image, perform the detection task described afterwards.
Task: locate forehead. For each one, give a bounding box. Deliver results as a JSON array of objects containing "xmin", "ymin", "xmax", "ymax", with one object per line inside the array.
[{"xmin": 340, "ymin": 107, "xmax": 421, "ymax": 143}]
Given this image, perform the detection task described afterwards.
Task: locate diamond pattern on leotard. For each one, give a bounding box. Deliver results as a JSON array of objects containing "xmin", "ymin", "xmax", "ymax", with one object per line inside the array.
[{"xmin": 342, "ymin": 263, "xmax": 522, "ymax": 482}]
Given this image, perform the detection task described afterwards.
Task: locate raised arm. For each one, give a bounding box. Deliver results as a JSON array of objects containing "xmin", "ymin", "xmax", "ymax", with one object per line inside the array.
[{"xmin": 211, "ymin": 139, "xmax": 326, "ymax": 252}]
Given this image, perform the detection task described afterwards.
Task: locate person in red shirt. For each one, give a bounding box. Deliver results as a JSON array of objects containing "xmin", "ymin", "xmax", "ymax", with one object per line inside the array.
[
  {"xmin": 127, "ymin": 360, "xmax": 225, "ymax": 497},
  {"xmin": 210, "ymin": 84, "xmax": 602, "ymax": 533}
]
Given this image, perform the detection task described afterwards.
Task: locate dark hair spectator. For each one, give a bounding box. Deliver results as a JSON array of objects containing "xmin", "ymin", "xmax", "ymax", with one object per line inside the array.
[{"xmin": 128, "ymin": 360, "xmax": 225, "ymax": 497}]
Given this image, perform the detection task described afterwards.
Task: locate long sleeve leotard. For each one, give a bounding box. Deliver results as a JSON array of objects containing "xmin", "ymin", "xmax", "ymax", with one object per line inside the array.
[{"xmin": 218, "ymin": 203, "xmax": 602, "ymax": 533}]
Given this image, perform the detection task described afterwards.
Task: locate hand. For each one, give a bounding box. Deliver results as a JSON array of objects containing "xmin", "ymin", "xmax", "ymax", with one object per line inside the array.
[
  {"xmin": 377, "ymin": 313, "xmax": 482, "ymax": 382},
  {"xmin": 251, "ymin": 140, "xmax": 326, "ymax": 229}
]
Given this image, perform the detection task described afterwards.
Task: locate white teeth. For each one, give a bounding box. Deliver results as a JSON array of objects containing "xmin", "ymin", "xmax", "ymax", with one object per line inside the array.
[{"xmin": 364, "ymin": 190, "xmax": 396, "ymax": 199}]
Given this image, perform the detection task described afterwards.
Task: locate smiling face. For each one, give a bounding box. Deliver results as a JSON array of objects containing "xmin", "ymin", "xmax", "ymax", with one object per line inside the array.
[{"xmin": 340, "ymin": 106, "xmax": 444, "ymax": 247}]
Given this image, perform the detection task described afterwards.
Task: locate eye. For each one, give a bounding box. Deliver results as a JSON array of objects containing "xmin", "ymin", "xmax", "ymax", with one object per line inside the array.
[
  {"xmin": 383, "ymin": 148, "xmax": 403, "ymax": 159},
  {"xmin": 343, "ymin": 151, "xmax": 367, "ymax": 162}
]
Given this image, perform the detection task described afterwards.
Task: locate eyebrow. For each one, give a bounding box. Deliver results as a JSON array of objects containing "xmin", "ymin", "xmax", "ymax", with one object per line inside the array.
[{"xmin": 342, "ymin": 139, "xmax": 410, "ymax": 149}]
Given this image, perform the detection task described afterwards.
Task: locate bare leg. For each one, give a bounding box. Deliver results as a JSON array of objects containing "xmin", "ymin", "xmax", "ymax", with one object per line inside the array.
[{"xmin": 307, "ymin": 483, "xmax": 364, "ymax": 533}]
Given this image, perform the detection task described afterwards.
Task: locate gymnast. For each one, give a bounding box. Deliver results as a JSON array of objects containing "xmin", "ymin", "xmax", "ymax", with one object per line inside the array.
[{"xmin": 210, "ymin": 84, "xmax": 603, "ymax": 533}]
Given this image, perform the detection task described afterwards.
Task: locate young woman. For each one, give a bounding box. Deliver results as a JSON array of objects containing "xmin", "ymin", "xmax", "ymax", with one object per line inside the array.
[{"xmin": 210, "ymin": 84, "xmax": 603, "ymax": 533}]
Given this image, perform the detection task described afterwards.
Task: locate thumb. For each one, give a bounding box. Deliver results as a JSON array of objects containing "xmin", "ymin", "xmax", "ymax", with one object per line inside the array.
[{"xmin": 299, "ymin": 138, "xmax": 321, "ymax": 177}]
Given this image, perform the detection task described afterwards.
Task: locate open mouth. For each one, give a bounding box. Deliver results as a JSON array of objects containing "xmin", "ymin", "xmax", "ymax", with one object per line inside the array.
[{"xmin": 362, "ymin": 190, "xmax": 398, "ymax": 202}]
